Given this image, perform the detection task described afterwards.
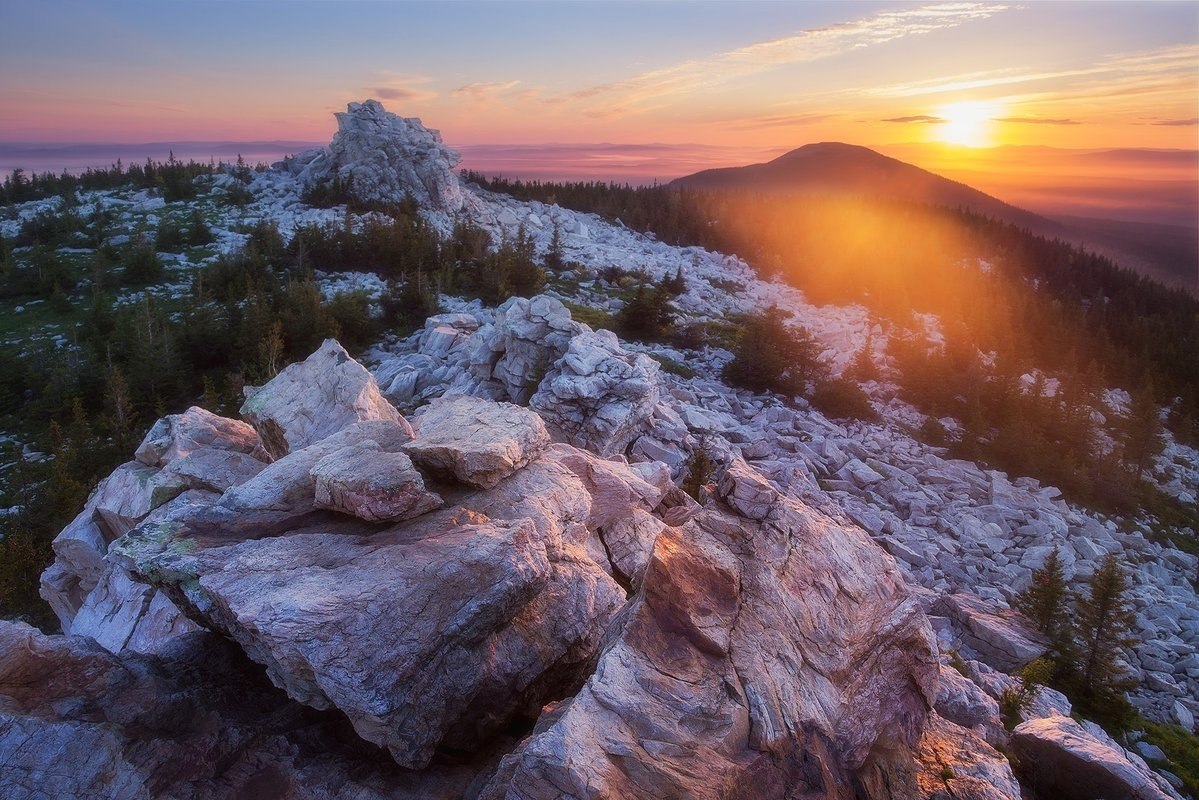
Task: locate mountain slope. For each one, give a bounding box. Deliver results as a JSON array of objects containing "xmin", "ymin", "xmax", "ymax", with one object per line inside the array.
[
  {"xmin": 672, "ymin": 142, "xmax": 1055, "ymax": 231},
  {"xmin": 674, "ymin": 142, "xmax": 1197, "ymax": 294}
]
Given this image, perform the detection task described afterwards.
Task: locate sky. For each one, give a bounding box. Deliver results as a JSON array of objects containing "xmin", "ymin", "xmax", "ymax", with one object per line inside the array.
[{"xmin": 1, "ymin": 0, "xmax": 1197, "ymax": 213}]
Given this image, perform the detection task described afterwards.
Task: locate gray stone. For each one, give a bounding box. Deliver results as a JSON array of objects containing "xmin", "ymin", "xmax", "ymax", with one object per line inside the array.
[
  {"xmin": 241, "ymin": 339, "xmax": 410, "ymax": 459},
  {"xmin": 311, "ymin": 443, "xmax": 443, "ymax": 522},
  {"xmin": 404, "ymin": 394, "xmax": 550, "ymax": 489},
  {"xmin": 530, "ymin": 329, "xmax": 660, "ymax": 457},
  {"xmin": 1011, "ymin": 715, "xmax": 1179, "ymax": 800}
]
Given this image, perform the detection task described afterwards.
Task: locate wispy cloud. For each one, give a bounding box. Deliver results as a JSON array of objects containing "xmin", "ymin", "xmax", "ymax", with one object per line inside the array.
[
  {"xmin": 560, "ymin": 2, "xmax": 1011, "ymax": 118},
  {"xmin": 995, "ymin": 116, "xmax": 1080, "ymax": 125},
  {"xmin": 718, "ymin": 112, "xmax": 838, "ymax": 129},
  {"xmin": 882, "ymin": 114, "xmax": 946, "ymax": 123},
  {"xmin": 1152, "ymin": 117, "xmax": 1199, "ymax": 126},
  {"xmin": 366, "ymin": 73, "xmax": 437, "ymax": 104},
  {"xmin": 873, "ymin": 44, "xmax": 1199, "ymax": 98},
  {"xmin": 453, "ymin": 80, "xmax": 521, "ymax": 102}
]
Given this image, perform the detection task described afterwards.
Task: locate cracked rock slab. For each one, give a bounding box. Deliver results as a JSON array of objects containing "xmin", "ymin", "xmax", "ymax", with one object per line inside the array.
[{"xmin": 404, "ymin": 394, "xmax": 550, "ymax": 489}]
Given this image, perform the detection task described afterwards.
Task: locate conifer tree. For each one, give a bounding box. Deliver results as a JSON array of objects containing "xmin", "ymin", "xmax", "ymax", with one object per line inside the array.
[
  {"xmin": 1122, "ymin": 376, "xmax": 1164, "ymax": 479},
  {"xmin": 104, "ymin": 363, "xmax": 136, "ymax": 454},
  {"xmin": 722, "ymin": 307, "xmax": 826, "ymax": 396},
  {"xmin": 1075, "ymin": 553, "xmax": 1138, "ymax": 706},
  {"xmin": 847, "ymin": 334, "xmax": 880, "ymax": 382},
  {"xmin": 544, "ymin": 223, "xmax": 565, "ymax": 271},
  {"xmin": 1015, "ymin": 547, "xmax": 1072, "ymax": 658}
]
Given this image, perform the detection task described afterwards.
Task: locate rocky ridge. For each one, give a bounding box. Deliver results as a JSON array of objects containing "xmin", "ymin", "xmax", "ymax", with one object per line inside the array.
[{"xmin": 5, "ymin": 100, "xmax": 1196, "ymax": 799}]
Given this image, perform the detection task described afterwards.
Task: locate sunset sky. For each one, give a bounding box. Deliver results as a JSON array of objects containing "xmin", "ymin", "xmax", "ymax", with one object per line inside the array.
[{"xmin": 2, "ymin": 0, "xmax": 1197, "ymax": 213}]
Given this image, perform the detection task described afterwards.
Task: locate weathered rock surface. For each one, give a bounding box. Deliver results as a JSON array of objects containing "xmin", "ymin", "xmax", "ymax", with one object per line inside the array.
[
  {"xmin": 1010, "ymin": 715, "xmax": 1180, "ymax": 800},
  {"xmin": 404, "ymin": 394, "xmax": 550, "ymax": 488},
  {"xmin": 312, "ymin": 443, "xmax": 443, "ymax": 522},
  {"xmin": 134, "ymin": 405, "xmax": 262, "ymax": 467},
  {"xmin": 241, "ymin": 338, "xmax": 410, "ymax": 459},
  {"xmin": 934, "ymin": 662, "xmax": 1003, "ymax": 743},
  {"xmin": 39, "ymin": 410, "xmax": 271, "ymax": 644},
  {"xmin": 114, "ymin": 509, "xmax": 623, "ymax": 769},
  {"xmin": 480, "ymin": 459, "xmax": 939, "ymax": 799},
  {"xmin": 104, "ymin": 358, "xmax": 664, "ymax": 772},
  {"xmin": 915, "ymin": 714, "xmax": 1022, "ymax": 800},
  {"xmin": 530, "ymin": 328, "xmax": 660, "ymax": 456},
  {"xmin": 0, "ymin": 621, "xmax": 493, "ymax": 800},
  {"xmin": 934, "ymin": 592, "xmax": 1048, "ymax": 672},
  {"xmin": 294, "ymin": 99, "xmax": 470, "ymax": 213},
  {"xmin": 490, "ymin": 295, "xmax": 581, "ymax": 404}
]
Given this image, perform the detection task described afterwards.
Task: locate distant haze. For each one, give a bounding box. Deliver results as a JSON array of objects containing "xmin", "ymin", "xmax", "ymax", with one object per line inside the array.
[
  {"xmin": 0, "ymin": 141, "xmax": 321, "ymax": 176},
  {"xmin": 4, "ymin": 138, "xmax": 1194, "ymax": 235}
]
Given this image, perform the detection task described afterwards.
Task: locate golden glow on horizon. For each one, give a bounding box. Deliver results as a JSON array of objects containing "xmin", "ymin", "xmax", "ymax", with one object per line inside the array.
[{"xmin": 936, "ymin": 100, "xmax": 1005, "ymax": 147}]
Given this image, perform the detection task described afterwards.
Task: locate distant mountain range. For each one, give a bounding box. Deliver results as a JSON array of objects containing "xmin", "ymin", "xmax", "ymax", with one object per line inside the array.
[{"xmin": 672, "ymin": 142, "xmax": 1197, "ymax": 294}]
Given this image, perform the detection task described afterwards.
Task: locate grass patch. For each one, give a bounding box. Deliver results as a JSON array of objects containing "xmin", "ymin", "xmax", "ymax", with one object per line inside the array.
[
  {"xmin": 649, "ymin": 353, "xmax": 697, "ymax": 379},
  {"xmin": 1142, "ymin": 721, "xmax": 1199, "ymax": 797},
  {"xmin": 562, "ymin": 300, "xmax": 617, "ymax": 332}
]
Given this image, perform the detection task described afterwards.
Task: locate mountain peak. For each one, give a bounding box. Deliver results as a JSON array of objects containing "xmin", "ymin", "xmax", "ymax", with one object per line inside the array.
[{"xmin": 672, "ymin": 140, "xmax": 1048, "ymax": 230}]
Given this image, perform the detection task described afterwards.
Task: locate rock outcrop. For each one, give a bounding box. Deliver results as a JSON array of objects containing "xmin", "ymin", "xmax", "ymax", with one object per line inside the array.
[
  {"xmin": 16, "ymin": 339, "xmax": 956, "ymax": 799},
  {"xmin": 292, "ymin": 99, "xmax": 469, "ymax": 212},
  {"xmin": 38, "ymin": 405, "xmax": 272, "ymax": 653},
  {"xmin": 530, "ymin": 328, "xmax": 660, "ymax": 456},
  {"xmin": 103, "ymin": 345, "xmax": 648, "ymax": 771}
]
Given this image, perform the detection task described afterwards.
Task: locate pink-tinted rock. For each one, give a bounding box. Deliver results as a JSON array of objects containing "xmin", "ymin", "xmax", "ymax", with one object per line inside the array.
[
  {"xmin": 311, "ymin": 443, "xmax": 443, "ymax": 522},
  {"xmin": 241, "ymin": 339, "xmax": 410, "ymax": 459},
  {"xmin": 915, "ymin": 713, "xmax": 1022, "ymax": 800},
  {"xmin": 1011, "ymin": 715, "xmax": 1179, "ymax": 800},
  {"xmin": 135, "ymin": 405, "xmax": 262, "ymax": 467},
  {"xmin": 481, "ymin": 460, "xmax": 939, "ymax": 800}
]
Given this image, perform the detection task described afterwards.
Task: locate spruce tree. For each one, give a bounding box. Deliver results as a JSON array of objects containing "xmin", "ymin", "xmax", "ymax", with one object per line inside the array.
[
  {"xmin": 1075, "ymin": 553, "xmax": 1138, "ymax": 707},
  {"xmin": 1122, "ymin": 376, "xmax": 1163, "ymax": 479},
  {"xmin": 1015, "ymin": 547, "xmax": 1072, "ymax": 658},
  {"xmin": 544, "ymin": 223, "xmax": 565, "ymax": 271}
]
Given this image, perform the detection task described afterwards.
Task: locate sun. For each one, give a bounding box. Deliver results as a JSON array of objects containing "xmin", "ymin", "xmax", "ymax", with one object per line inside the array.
[{"xmin": 937, "ymin": 100, "xmax": 1003, "ymax": 147}]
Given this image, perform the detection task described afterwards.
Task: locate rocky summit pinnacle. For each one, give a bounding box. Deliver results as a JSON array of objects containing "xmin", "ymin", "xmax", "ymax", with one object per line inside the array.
[{"xmin": 291, "ymin": 99, "xmax": 468, "ymax": 211}]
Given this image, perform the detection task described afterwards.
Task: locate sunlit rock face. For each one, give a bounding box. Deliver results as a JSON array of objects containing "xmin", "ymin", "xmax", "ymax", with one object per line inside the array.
[
  {"xmin": 479, "ymin": 458, "xmax": 941, "ymax": 800},
  {"xmin": 293, "ymin": 99, "xmax": 469, "ymax": 212}
]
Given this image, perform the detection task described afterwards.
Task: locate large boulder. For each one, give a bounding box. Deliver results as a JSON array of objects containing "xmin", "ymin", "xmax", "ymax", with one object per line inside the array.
[
  {"xmin": 134, "ymin": 405, "xmax": 262, "ymax": 466},
  {"xmin": 0, "ymin": 621, "xmax": 490, "ymax": 800},
  {"xmin": 404, "ymin": 394, "xmax": 550, "ymax": 489},
  {"xmin": 1010, "ymin": 715, "xmax": 1180, "ymax": 800},
  {"xmin": 295, "ymin": 99, "xmax": 469, "ymax": 213},
  {"xmin": 480, "ymin": 460, "xmax": 939, "ymax": 799},
  {"xmin": 240, "ymin": 339, "xmax": 410, "ymax": 460},
  {"xmin": 530, "ymin": 328, "xmax": 660, "ymax": 457},
  {"xmin": 112, "ymin": 509, "xmax": 624, "ymax": 770}
]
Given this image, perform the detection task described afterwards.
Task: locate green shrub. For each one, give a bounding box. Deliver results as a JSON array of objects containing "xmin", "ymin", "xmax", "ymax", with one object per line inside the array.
[
  {"xmin": 1142, "ymin": 721, "xmax": 1199, "ymax": 797},
  {"xmin": 810, "ymin": 378, "xmax": 878, "ymax": 421}
]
